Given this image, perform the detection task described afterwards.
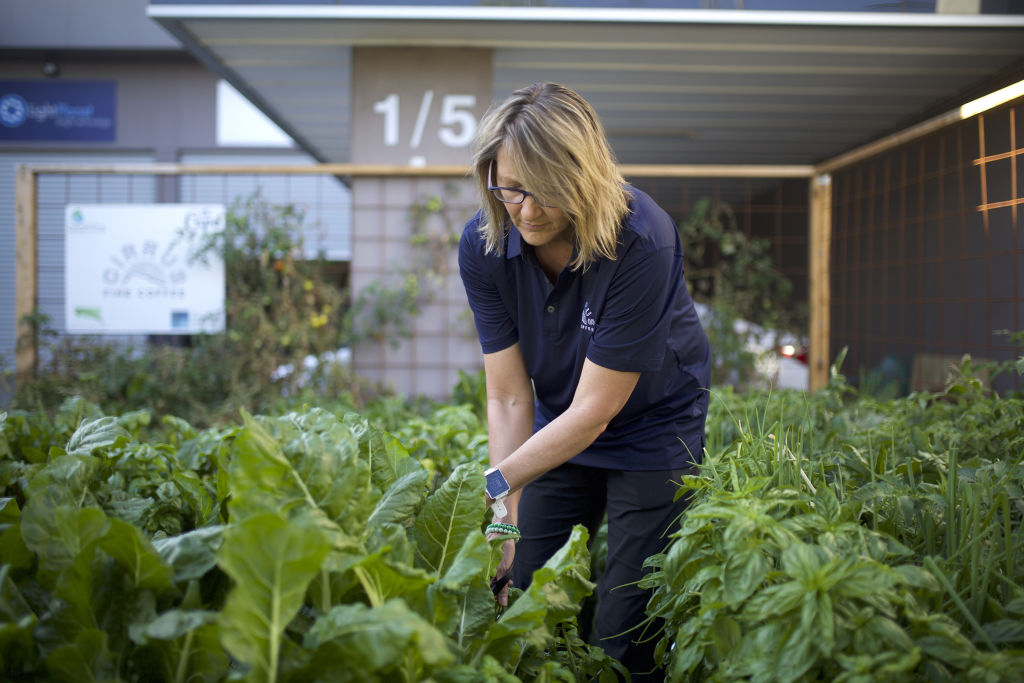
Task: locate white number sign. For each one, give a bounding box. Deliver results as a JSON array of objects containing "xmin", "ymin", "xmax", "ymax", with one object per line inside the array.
[{"xmin": 372, "ymin": 91, "xmax": 477, "ymax": 149}]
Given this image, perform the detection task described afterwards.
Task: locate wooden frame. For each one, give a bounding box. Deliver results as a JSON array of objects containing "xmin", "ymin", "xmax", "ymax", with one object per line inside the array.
[{"xmin": 13, "ymin": 162, "xmax": 816, "ymax": 390}]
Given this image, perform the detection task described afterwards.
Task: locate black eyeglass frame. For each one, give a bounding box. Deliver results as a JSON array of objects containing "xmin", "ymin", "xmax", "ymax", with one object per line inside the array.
[{"xmin": 487, "ymin": 161, "xmax": 559, "ymax": 208}]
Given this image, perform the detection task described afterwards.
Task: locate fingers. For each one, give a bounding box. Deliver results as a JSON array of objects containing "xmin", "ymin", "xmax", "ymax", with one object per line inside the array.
[{"xmin": 488, "ymin": 540, "xmax": 515, "ymax": 607}]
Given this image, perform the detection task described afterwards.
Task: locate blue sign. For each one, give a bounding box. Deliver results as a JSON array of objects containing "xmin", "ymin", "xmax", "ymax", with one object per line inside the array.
[{"xmin": 0, "ymin": 80, "xmax": 116, "ymax": 142}]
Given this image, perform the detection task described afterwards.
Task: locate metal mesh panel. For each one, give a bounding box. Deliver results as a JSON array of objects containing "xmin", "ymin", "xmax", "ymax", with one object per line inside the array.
[{"xmin": 830, "ymin": 100, "xmax": 1022, "ymax": 394}]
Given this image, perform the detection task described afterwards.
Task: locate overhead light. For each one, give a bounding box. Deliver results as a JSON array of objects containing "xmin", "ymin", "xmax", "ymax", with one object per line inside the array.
[{"xmin": 960, "ymin": 78, "xmax": 1024, "ymax": 119}]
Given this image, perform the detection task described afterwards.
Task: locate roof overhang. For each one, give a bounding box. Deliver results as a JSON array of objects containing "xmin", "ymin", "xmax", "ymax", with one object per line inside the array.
[{"xmin": 149, "ymin": 5, "xmax": 1024, "ymax": 167}]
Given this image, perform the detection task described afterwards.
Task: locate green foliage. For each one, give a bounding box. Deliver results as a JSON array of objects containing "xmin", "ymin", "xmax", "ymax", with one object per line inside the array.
[
  {"xmin": 0, "ymin": 396, "xmax": 618, "ymax": 682},
  {"xmin": 190, "ymin": 194, "xmax": 350, "ymax": 399},
  {"xmin": 645, "ymin": 360, "xmax": 1024, "ymax": 681},
  {"xmin": 5, "ymin": 357, "xmax": 1024, "ymax": 681}
]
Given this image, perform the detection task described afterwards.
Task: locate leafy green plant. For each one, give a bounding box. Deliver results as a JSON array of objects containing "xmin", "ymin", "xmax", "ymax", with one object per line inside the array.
[
  {"xmin": 0, "ymin": 396, "xmax": 622, "ymax": 682},
  {"xmin": 678, "ymin": 197, "xmax": 804, "ymax": 390},
  {"xmin": 644, "ymin": 354, "xmax": 1024, "ymax": 681}
]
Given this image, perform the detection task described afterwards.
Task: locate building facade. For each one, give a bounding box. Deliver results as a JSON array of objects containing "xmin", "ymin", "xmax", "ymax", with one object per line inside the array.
[{"xmin": 4, "ymin": 0, "xmax": 1023, "ymax": 399}]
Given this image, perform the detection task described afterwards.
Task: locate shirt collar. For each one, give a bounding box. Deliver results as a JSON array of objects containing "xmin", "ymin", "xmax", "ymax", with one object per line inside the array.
[
  {"xmin": 505, "ymin": 225, "xmax": 523, "ymax": 259},
  {"xmin": 505, "ymin": 224, "xmax": 583, "ymax": 265}
]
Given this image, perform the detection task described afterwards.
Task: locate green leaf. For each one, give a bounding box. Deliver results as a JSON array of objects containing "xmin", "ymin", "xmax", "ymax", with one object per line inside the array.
[
  {"xmin": 782, "ymin": 541, "xmax": 826, "ymax": 582},
  {"xmin": 132, "ymin": 611, "xmax": 227, "ymax": 683},
  {"xmin": 412, "ymin": 463, "xmax": 485, "ymax": 576},
  {"xmin": 152, "ymin": 526, "xmax": 225, "ymax": 583},
  {"xmin": 481, "ymin": 525, "xmax": 594, "ymax": 665},
  {"xmin": 44, "ymin": 628, "xmax": 116, "ymax": 682},
  {"xmin": 742, "ymin": 581, "xmax": 805, "ymax": 621},
  {"xmin": 366, "ymin": 468, "xmax": 429, "ymax": 532},
  {"xmin": 430, "ymin": 531, "xmax": 495, "ymax": 641},
  {"xmin": 24, "ymin": 455, "xmax": 98, "ymax": 509},
  {"xmin": 343, "ymin": 413, "xmax": 420, "ymax": 491},
  {"xmin": 21, "ymin": 493, "xmax": 109, "ymax": 578},
  {"xmin": 722, "ymin": 546, "xmax": 768, "ymax": 607},
  {"xmin": 0, "ymin": 564, "xmax": 38, "ymax": 673},
  {"xmin": 65, "ymin": 417, "xmax": 130, "ymax": 457},
  {"xmin": 136, "ymin": 608, "xmax": 218, "ymax": 641},
  {"xmin": 0, "ymin": 497, "xmax": 32, "ymax": 570},
  {"xmin": 171, "ymin": 470, "xmax": 220, "ymax": 527},
  {"xmin": 303, "ymin": 599, "xmax": 454, "ymax": 680},
  {"xmin": 99, "ymin": 517, "xmax": 174, "ymax": 592},
  {"xmin": 232, "ymin": 411, "xmax": 377, "ymax": 541},
  {"xmin": 893, "ymin": 564, "xmax": 940, "ymax": 591},
  {"xmin": 351, "ymin": 552, "xmax": 435, "ymax": 610},
  {"xmin": 162, "ymin": 414, "xmax": 198, "ymax": 442},
  {"xmin": 710, "ymin": 614, "xmax": 742, "ymax": 659},
  {"xmin": 814, "ymin": 486, "xmax": 841, "ymax": 523},
  {"xmin": 115, "ymin": 409, "xmax": 152, "ymax": 435},
  {"xmin": 854, "ymin": 615, "xmax": 914, "ymax": 655},
  {"xmin": 54, "ymin": 397, "xmax": 103, "ymax": 436},
  {"xmin": 982, "ymin": 619, "xmax": 1024, "ymax": 645},
  {"xmin": 218, "ymin": 511, "xmax": 330, "ymax": 683}
]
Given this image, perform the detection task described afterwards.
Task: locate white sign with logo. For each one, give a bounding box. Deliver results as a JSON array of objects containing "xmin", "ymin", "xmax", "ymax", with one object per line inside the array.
[{"xmin": 64, "ymin": 204, "xmax": 226, "ymax": 334}]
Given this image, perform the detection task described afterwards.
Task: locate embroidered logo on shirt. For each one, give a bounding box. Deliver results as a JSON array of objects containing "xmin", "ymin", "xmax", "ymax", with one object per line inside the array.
[{"xmin": 580, "ymin": 302, "xmax": 596, "ymax": 333}]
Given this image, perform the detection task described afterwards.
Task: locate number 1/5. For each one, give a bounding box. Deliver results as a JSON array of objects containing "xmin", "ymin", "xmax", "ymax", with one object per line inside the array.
[{"xmin": 373, "ymin": 91, "xmax": 477, "ymax": 149}]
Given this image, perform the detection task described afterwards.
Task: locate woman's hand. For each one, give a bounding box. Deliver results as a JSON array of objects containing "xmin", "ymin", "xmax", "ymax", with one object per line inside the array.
[
  {"xmin": 486, "ymin": 511, "xmax": 518, "ymax": 607},
  {"xmin": 488, "ymin": 534, "xmax": 516, "ymax": 607}
]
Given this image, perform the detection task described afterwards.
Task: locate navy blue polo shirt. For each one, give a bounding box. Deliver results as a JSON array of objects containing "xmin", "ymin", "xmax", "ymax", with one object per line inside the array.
[{"xmin": 458, "ymin": 186, "xmax": 710, "ymax": 471}]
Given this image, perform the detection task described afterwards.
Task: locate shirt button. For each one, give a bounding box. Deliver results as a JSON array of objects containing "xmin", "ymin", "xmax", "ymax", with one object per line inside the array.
[{"xmin": 546, "ymin": 305, "xmax": 555, "ymax": 313}]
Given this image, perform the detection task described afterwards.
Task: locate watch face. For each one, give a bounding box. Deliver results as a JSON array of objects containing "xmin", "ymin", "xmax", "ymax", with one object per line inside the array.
[{"xmin": 485, "ymin": 468, "xmax": 510, "ymax": 498}]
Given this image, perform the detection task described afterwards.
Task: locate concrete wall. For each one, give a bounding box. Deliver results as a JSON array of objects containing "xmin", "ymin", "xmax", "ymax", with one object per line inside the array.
[{"xmin": 349, "ymin": 176, "xmax": 482, "ymax": 399}]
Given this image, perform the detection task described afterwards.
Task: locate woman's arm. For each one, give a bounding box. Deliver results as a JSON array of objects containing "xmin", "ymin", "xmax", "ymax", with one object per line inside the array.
[
  {"xmin": 487, "ymin": 355, "xmax": 640, "ymax": 498},
  {"xmin": 482, "ymin": 343, "xmax": 535, "ymax": 523}
]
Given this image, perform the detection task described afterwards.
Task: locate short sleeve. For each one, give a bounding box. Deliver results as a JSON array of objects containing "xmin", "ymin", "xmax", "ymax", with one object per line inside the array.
[
  {"xmin": 586, "ymin": 242, "xmax": 678, "ymax": 372},
  {"xmin": 458, "ymin": 217, "xmax": 519, "ymax": 354}
]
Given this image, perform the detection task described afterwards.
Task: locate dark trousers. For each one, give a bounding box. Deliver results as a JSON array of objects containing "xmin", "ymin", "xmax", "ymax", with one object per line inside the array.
[{"xmin": 512, "ymin": 462, "xmax": 694, "ymax": 682}]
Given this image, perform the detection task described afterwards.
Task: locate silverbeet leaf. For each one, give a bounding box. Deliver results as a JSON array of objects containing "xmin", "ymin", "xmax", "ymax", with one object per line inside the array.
[
  {"xmin": 343, "ymin": 413, "xmax": 421, "ymax": 491},
  {"xmin": 301, "ymin": 599, "xmax": 454, "ymax": 682},
  {"xmin": 0, "ymin": 564, "xmax": 38, "ymax": 673},
  {"xmin": 429, "ymin": 530, "xmax": 494, "ymax": 641},
  {"xmin": 366, "ymin": 468, "xmax": 430, "ymax": 533},
  {"xmin": 232, "ymin": 410, "xmax": 377, "ymax": 535},
  {"xmin": 218, "ymin": 511, "xmax": 330, "ymax": 683},
  {"xmin": 413, "ymin": 463, "xmax": 484, "ymax": 576},
  {"xmin": 479, "ymin": 525, "xmax": 594, "ymax": 665},
  {"xmin": 131, "ymin": 609, "xmax": 227, "ymax": 683},
  {"xmin": 351, "ymin": 551, "xmax": 435, "ymax": 611},
  {"xmin": 0, "ymin": 497, "xmax": 32, "ymax": 570},
  {"xmin": 99, "ymin": 517, "xmax": 174, "ymax": 592},
  {"xmin": 152, "ymin": 526, "xmax": 225, "ymax": 583},
  {"xmin": 44, "ymin": 628, "xmax": 116, "ymax": 682}
]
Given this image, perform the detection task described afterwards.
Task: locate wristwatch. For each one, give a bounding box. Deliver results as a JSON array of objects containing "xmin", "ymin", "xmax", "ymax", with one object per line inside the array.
[{"xmin": 484, "ymin": 466, "xmax": 511, "ymax": 517}]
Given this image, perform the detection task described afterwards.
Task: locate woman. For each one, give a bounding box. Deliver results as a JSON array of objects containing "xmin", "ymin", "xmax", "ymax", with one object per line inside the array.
[{"xmin": 458, "ymin": 82, "xmax": 710, "ymax": 681}]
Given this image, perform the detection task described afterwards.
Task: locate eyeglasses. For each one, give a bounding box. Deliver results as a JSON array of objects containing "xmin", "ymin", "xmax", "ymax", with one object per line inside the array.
[{"xmin": 487, "ymin": 161, "xmax": 559, "ymax": 208}]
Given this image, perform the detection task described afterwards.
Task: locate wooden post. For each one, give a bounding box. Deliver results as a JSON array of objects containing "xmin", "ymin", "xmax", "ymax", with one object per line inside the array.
[
  {"xmin": 809, "ymin": 173, "xmax": 832, "ymax": 392},
  {"xmin": 15, "ymin": 165, "xmax": 39, "ymax": 386}
]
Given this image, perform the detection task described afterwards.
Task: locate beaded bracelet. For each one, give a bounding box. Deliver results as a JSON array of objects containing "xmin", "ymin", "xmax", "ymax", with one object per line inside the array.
[{"xmin": 486, "ymin": 522, "xmax": 521, "ymax": 540}]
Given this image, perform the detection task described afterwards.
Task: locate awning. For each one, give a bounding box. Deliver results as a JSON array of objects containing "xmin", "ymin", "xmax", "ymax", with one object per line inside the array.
[{"xmin": 149, "ymin": 5, "xmax": 1024, "ymax": 167}]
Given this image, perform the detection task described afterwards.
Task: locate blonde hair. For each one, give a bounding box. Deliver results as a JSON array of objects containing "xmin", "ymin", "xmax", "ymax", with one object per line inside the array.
[{"xmin": 470, "ymin": 82, "xmax": 629, "ymax": 269}]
